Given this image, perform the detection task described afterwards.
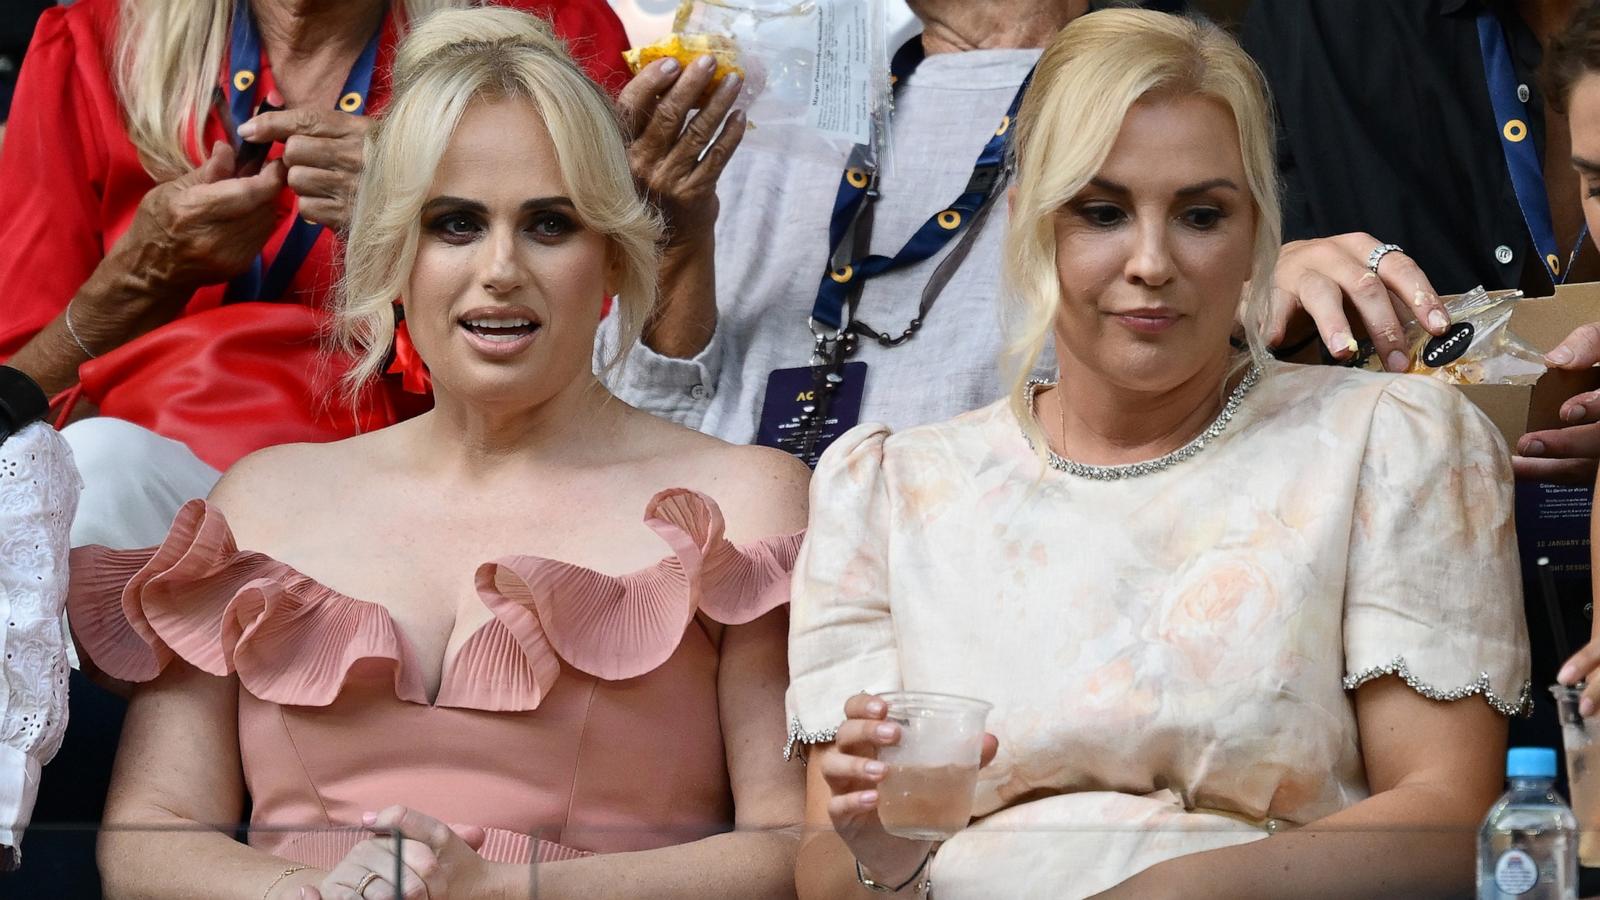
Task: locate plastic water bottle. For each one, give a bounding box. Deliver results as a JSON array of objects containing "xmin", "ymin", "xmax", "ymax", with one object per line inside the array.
[{"xmin": 1478, "ymin": 747, "xmax": 1577, "ymax": 899}]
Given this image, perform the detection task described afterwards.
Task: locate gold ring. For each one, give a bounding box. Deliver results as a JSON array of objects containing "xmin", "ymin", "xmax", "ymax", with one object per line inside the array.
[{"xmin": 355, "ymin": 872, "xmax": 382, "ymax": 895}]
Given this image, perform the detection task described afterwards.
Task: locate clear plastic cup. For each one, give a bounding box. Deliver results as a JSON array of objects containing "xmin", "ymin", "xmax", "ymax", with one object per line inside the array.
[
  {"xmin": 1552, "ymin": 684, "xmax": 1600, "ymax": 867},
  {"xmin": 874, "ymin": 691, "xmax": 992, "ymax": 841}
]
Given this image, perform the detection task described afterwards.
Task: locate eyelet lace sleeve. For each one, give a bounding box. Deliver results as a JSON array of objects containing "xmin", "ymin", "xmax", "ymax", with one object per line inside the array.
[{"xmin": 0, "ymin": 425, "xmax": 82, "ymax": 864}]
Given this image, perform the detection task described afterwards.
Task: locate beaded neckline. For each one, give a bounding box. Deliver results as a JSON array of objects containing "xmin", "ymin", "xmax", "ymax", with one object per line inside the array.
[{"xmin": 1023, "ymin": 365, "xmax": 1262, "ymax": 481}]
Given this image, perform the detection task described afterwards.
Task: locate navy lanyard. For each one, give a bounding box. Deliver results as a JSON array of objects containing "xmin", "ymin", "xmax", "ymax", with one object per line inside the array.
[
  {"xmin": 224, "ymin": 0, "xmax": 381, "ymax": 302},
  {"xmin": 809, "ymin": 40, "xmax": 1033, "ymax": 338},
  {"xmin": 1476, "ymin": 10, "xmax": 1588, "ymax": 285}
]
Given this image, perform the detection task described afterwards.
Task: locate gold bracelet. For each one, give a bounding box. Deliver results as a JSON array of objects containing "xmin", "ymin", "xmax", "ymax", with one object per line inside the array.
[{"xmin": 263, "ymin": 864, "xmax": 310, "ymax": 900}]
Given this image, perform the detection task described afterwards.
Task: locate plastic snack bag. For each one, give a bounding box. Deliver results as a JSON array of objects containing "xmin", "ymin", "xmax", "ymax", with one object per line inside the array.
[
  {"xmin": 1362, "ymin": 286, "xmax": 1547, "ymax": 385},
  {"xmin": 623, "ymin": 33, "xmax": 743, "ymax": 106},
  {"xmin": 626, "ymin": 0, "xmax": 892, "ymax": 153}
]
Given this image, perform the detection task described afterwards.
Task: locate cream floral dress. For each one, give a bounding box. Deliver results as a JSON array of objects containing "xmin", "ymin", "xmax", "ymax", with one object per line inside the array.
[{"xmin": 785, "ymin": 363, "xmax": 1531, "ymax": 899}]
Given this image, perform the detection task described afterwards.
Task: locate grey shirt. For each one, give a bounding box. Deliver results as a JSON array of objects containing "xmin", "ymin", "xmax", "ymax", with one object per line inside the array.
[{"xmin": 601, "ymin": 48, "xmax": 1048, "ymax": 444}]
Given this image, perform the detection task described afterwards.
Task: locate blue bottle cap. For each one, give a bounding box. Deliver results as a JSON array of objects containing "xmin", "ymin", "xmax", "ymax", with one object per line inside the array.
[{"xmin": 1507, "ymin": 747, "xmax": 1558, "ymax": 778}]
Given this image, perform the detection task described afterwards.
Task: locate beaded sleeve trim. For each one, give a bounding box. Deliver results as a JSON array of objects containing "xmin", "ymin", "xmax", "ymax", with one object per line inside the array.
[
  {"xmin": 1343, "ymin": 656, "xmax": 1532, "ymax": 717},
  {"xmin": 784, "ymin": 717, "xmax": 838, "ymax": 762}
]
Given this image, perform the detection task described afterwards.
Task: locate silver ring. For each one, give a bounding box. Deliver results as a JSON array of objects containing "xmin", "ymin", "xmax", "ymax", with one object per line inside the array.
[{"xmin": 1366, "ymin": 243, "xmax": 1404, "ymax": 274}]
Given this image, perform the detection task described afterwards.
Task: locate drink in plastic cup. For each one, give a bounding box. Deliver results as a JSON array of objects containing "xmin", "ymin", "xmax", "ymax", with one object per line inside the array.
[
  {"xmin": 1552, "ymin": 685, "xmax": 1600, "ymax": 866},
  {"xmin": 875, "ymin": 691, "xmax": 992, "ymax": 841}
]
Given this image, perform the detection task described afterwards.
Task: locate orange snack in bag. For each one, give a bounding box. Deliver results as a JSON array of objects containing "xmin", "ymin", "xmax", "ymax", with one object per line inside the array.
[{"xmin": 623, "ymin": 33, "xmax": 743, "ymax": 105}]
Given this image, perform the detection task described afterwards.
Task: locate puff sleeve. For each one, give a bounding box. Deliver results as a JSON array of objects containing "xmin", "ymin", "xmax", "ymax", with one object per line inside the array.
[
  {"xmin": 784, "ymin": 424, "xmax": 904, "ymax": 758},
  {"xmin": 1342, "ymin": 375, "xmax": 1531, "ymax": 716}
]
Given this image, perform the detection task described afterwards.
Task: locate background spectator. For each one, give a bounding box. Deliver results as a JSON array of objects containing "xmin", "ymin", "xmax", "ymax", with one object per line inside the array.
[
  {"xmin": 603, "ymin": 0, "xmax": 1184, "ymax": 464},
  {"xmin": 0, "ymin": 0, "xmax": 628, "ymax": 551}
]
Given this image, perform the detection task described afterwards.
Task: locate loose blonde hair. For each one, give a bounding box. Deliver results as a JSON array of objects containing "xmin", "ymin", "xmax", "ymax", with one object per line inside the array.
[
  {"xmin": 1003, "ymin": 9, "xmax": 1281, "ymax": 446},
  {"xmin": 114, "ymin": 0, "xmax": 466, "ymax": 180},
  {"xmin": 335, "ymin": 6, "xmax": 661, "ymax": 395}
]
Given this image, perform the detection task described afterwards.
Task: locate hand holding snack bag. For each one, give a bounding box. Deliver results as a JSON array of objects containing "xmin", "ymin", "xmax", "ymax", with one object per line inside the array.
[
  {"xmin": 619, "ymin": 47, "xmax": 748, "ymax": 250},
  {"xmin": 1361, "ymin": 286, "xmax": 1548, "ymax": 385},
  {"xmin": 624, "ymin": 0, "xmax": 891, "ymax": 153},
  {"xmin": 624, "ymin": 33, "xmax": 744, "ymax": 108}
]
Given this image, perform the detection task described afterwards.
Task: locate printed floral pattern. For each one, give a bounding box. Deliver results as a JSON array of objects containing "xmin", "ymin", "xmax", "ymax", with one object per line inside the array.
[{"xmin": 786, "ymin": 363, "xmax": 1530, "ymax": 898}]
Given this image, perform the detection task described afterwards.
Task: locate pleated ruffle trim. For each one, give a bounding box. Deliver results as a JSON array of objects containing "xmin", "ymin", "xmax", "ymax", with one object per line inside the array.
[{"xmin": 68, "ymin": 491, "xmax": 802, "ymax": 712}]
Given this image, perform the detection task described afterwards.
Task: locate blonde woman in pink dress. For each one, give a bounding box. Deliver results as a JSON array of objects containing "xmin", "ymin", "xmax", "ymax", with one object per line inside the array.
[
  {"xmin": 65, "ymin": 8, "xmax": 807, "ymax": 899},
  {"xmin": 786, "ymin": 10, "xmax": 1530, "ymax": 900}
]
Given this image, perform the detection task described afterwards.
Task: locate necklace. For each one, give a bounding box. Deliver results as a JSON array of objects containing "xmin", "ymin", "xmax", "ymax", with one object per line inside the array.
[{"xmin": 1024, "ymin": 364, "xmax": 1262, "ymax": 481}]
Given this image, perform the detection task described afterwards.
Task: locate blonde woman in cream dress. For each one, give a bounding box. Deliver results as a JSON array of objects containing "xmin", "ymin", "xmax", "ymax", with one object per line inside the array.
[{"xmin": 786, "ymin": 10, "xmax": 1531, "ymax": 900}]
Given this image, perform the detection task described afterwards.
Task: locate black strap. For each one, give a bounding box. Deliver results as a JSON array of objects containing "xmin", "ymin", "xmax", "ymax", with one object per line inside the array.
[{"xmin": 0, "ymin": 366, "xmax": 48, "ymax": 444}]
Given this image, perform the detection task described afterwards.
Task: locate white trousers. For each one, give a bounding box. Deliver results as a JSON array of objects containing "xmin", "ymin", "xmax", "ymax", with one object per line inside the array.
[{"xmin": 60, "ymin": 418, "xmax": 220, "ymax": 550}]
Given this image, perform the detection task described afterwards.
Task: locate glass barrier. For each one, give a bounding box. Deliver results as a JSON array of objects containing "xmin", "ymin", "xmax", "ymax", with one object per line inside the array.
[{"xmin": 7, "ymin": 822, "xmax": 1600, "ymax": 898}]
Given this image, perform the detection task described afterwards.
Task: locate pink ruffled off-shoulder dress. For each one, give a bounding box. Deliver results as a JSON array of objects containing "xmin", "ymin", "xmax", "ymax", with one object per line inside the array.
[{"xmin": 66, "ymin": 489, "xmax": 802, "ymax": 869}]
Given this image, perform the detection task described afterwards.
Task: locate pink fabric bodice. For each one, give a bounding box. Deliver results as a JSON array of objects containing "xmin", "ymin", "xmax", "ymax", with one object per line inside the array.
[{"xmin": 68, "ymin": 490, "xmax": 802, "ymax": 868}]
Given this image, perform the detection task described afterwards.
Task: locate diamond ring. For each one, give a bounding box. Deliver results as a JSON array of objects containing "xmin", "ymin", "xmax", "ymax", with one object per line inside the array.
[{"xmin": 1366, "ymin": 243, "xmax": 1404, "ymax": 274}]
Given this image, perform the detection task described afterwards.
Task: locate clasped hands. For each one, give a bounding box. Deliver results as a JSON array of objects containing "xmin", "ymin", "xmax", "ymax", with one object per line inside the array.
[{"xmin": 284, "ymin": 806, "xmax": 488, "ymax": 900}]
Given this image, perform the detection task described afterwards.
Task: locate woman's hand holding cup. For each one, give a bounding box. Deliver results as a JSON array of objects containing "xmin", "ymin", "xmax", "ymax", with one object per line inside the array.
[{"xmin": 820, "ymin": 693, "xmax": 998, "ymax": 887}]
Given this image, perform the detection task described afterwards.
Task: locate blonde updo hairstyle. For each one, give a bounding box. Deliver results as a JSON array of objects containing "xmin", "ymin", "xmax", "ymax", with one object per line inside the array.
[
  {"xmin": 336, "ymin": 7, "xmax": 662, "ymax": 395},
  {"xmin": 1004, "ymin": 9, "xmax": 1281, "ymax": 445}
]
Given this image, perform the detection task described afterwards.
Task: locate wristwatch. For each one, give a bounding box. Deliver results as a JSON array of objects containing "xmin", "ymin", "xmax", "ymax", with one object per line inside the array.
[{"xmin": 0, "ymin": 366, "xmax": 48, "ymax": 446}]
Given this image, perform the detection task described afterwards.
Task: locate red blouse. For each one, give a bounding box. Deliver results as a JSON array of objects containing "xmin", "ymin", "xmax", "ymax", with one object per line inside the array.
[{"xmin": 0, "ymin": 0, "xmax": 631, "ymax": 361}]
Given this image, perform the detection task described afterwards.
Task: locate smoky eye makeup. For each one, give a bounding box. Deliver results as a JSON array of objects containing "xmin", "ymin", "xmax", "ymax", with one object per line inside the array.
[
  {"xmin": 420, "ymin": 196, "xmax": 487, "ymax": 241},
  {"xmin": 424, "ymin": 211, "xmax": 483, "ymax": 244},
  {"xmin": 524, "ymin": 208, "xmax": 580, "ymax": 240}
]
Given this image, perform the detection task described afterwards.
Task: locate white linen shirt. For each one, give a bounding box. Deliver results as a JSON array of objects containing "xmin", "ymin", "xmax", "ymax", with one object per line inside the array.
[{"xmin": 600, "ymin": 49, "xmax": 1050, "ymax": 443}]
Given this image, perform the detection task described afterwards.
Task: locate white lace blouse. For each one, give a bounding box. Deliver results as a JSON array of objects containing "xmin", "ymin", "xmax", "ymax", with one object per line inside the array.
[
  {"xmin": 0, "ymin": 424, "xmax": 80, "ymax": 867},
  {"xmin": 786, "ymin": 363, "xmax": 1531, "ymax": 899}
]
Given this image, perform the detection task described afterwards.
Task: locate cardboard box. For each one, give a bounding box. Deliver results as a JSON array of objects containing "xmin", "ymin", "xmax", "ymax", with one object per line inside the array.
[{"xmin": 1458, "ymin": 281, "xmax": 1600, "ymax": 448}]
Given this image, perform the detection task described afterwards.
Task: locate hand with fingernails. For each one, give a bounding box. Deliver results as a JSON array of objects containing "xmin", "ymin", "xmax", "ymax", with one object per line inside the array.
[
  {"xmin": 237, "ymin": 92, "xmax": 370, "ymax": 232},
  {"xmin": 1558, "ymin": 638, "xmax": 1600, "ymax": 720},
  {"xmin": 119, "ymin": 141, "xmax": 287, "ymax": 303},
  {"xmin": 300, "ymin": 807, "xmax": 488, "ymax": 900},
  {"xmin": 616, "ymin": 53, "xmax": 747, "ymax": 251},
  {"xmin": 819, "ymin": 693, "xmax": 999, "ymax": 887},
  {"xmin": 1515, "ymin": 321, "xmax": 1600, "ymax": 483},
  {"xmin": 1266, "ymin": 233, "xmax": 1450, "ymax": 371}
]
